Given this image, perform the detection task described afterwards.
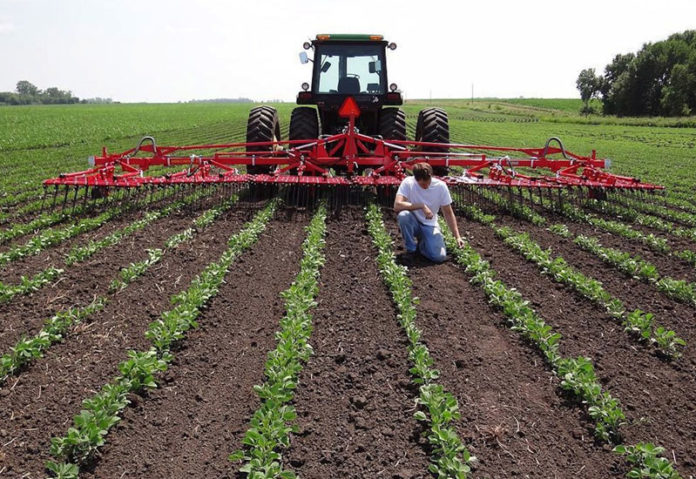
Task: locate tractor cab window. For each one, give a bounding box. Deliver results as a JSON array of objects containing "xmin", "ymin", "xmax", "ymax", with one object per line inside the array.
[{"xmin": 314, "ymin": 43, "xmax": 386, "ymax": 95}]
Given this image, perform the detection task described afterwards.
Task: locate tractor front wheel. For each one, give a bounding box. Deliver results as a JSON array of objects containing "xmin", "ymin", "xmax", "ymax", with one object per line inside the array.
[
  {"xmin": 246, "ymin": 106, "xmax": 281, "ymax": 174},
  {"xmin": 415, "ymin": 107, "xmax": 450, "ymax": 176}
]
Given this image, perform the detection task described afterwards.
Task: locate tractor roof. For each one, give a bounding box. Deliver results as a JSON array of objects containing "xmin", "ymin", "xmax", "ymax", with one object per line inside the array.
[{"xmin": 314, "ymin": 34, "xmax": 384, "ymax": 42}]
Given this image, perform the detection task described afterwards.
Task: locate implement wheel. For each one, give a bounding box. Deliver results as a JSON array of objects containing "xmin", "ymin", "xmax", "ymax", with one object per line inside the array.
[
  {"xmin": 246, "ymin": 106, "xmax": 281, "ymax": 174},
  {"xmin": 378, "ymin": 108, "xmax": 406, "ymax": 141},
  {"xmin": 415, "ymin": 107, "xmax": 450, "ymax": 176}
]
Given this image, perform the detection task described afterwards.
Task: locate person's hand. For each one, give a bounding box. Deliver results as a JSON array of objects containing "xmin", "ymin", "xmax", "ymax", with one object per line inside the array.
[
  {"xmin": 422, "ymin": 205, "xmax": 433, "ymax": 219},
  {"xmin": 456, "ymin": 236, "xmax": 465, "ymax": 248}
]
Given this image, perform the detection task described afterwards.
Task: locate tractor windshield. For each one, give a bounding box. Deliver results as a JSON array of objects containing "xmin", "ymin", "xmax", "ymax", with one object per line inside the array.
[{"xmin": 313, "ymin": 43, "xmax": 386, "ymax": 95}]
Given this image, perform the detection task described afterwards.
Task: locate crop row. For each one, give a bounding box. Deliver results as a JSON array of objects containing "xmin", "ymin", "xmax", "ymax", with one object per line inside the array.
[
  {"xmin": 585, "ymin": 198, "xmax": 696, "ymax": 244},
  {"xmin": 366, "ymin": 204, "xmax": 473, "ymax": 478},
  {"xmin": 0, "ymin": 207, "xmax": 123, "ymax": 268},
  {"xmin": 0, "ymin": 183, "xmax": 185, "ymax": 268},
  {"xmin": 485, "ymin": 189, "xmax": 696, "ymax": 266},
  {"xmin": 46, "ymin": 200, "xmax": 277, "ymax": 478},
  {"xmin": 0, "ymin": 197, "xmax": 237, "ymax": 387},
  {"xmin": 568, "ymin": 232, "xmax": 696, "ymax": 307},
  {"xmin": 230, "ymin": 204, "xmax": 327, "ymax": 478},
  {"xmin": 439, "ymin": 220, "xmax": 682, "ymax": 478},
  {"xmin": 459, "ymin": 204, "xmax": 685, "ymax": 358},
  {"xmin": 0, "ymin": 190, "xmax": 207, "ymax": 305},
  {"xmin": 610, "ymin": 193, "xmax": 696, "ymax": 228}
]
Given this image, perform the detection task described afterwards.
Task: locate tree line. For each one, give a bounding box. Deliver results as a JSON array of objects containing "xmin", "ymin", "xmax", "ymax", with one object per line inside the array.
[
  {"xmin": 0, "ymin": 81, "xmax": 112, "ymax": 105},
  {"xmin": 577, "ymin": 30, "xmax": 696, "ymax": 117}
]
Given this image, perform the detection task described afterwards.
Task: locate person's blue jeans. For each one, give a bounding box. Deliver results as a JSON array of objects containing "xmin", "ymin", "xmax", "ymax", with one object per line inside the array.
[{"xmin": 397, "ymin": 210, "xmax": 447, "ymax": 263}]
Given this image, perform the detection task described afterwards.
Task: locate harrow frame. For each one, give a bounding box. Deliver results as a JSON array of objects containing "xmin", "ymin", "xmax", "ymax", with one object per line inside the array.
[{"xmin": 44, "ymin": 108, "xmax": 663, "ymax": 193}]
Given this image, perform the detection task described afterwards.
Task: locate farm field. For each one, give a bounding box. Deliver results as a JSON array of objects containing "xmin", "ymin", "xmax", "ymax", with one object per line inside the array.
[{"xmin": 0, "ymin": 100, "xmax": 695, "ymax": 479}]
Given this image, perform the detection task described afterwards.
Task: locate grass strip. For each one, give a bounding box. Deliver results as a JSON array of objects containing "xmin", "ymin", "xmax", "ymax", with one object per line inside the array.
[
  {"xmin": 230, "ymin": 204, "xmax": 327, "ymax": 479},
  {"xmin": 46, "ymin": 199, "xmax": 277, "ymax": 478},
  {"xmin": 366, "ymin": 204, "xmax": 474, "ymax": 478}
]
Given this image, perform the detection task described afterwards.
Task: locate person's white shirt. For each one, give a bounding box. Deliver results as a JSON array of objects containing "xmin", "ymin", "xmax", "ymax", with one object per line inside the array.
[{"xmin": 396, "ymin": 176, "xmax": 452, "ymax": 226}]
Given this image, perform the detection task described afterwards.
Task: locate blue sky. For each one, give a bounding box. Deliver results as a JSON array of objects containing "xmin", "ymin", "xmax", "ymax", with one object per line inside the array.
[{"xmin": 1, "ymin": 0, "xmax": 695, "ymax": 102}]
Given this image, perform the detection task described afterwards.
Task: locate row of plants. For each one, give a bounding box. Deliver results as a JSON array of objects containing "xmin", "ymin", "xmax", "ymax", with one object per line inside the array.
[
  {"xmin": 0, "ymin": 206, "xmax": 126, "ymax": 267},
  {"xmin": 484, "ymin": 189, "xmax": 672, "ymax": 255},
  {"xmin": 46, "ymin": 200, "xmax": 278, "ymax": 478},
  {"xmin": 0, "ymin": 206, "xmax": 72, "ymax": 245},
  {"xmin": 610, "ymin": 193, "xmax": 696, "ymax": 228},
  {"xmin": 0, "ymin": 198, "xmax": 237, "ymax": 387},
  {"xmin": 0, "ymin": 190, "xmax": 216, "ymax": 304},
  {"xmin": 0, "ymin": 298, "xmax": 107, "ymax": 385},
  {"xmin": 495, "ymin": 226, "xmax": 686, "ymax": 358},
  {"xmin": 66, "ymin": 189, "xmax": 218, "ymax": 265},
  {"xmin": 230, "ymin": 204, "xmax": 327, "ymax": 478},
  {"xmin": 365, "ymin": 204, "xmax": 474, "ymax": 478},
  {"xmin": 585, "ymin": 198, "xmax": 696, "ymax": 244},
  {"xmin": 457, "ymin": 202, "xmax": 685, "ymax": 357},
  {"xmin": 571, "ymin": 234, "xmax": 696, "ymax": 307},
  {"xmin": 109, "ymin": 196, "xmax": 239, "ymax": 292},
  {"xmin": 474, "ymin": 188, "xmax": 547, "ymax": 226},
  {"xmin": 439, "ymin": 221, "xmax": 682, "ymax": 478},
  {"xmin": 0, "ymin": 266, "xmax": 63, "ymax": 303}
]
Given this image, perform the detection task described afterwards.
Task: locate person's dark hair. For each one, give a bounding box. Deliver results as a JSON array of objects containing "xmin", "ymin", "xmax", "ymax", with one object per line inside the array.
[{"xmin": 412, "ymin": 162, "xmax": 433, "ymax": 181}]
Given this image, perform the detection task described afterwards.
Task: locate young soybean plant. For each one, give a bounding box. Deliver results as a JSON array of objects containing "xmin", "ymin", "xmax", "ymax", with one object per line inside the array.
[
  {"xmin": 46, "ymin": 201, "xmax": 278, "ymax": 477},
  {"xmin": 440, "ymin": 220, "xmax": 683, "ymax": 477},
  {"xmin": 366, "ymin": 204, "xmax": 474, "ymax": 479},
  {"xmin": 230, "ymin": 204, "xmax": 327, "ymax": 479}
]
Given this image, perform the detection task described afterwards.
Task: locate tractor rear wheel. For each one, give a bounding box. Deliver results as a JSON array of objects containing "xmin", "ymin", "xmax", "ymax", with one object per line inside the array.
[
  {"xmin": 378, "ymin": 108, "xmax": 406, "ymax": 141},
  {"xmin": 246, "ymin": 106, "xmax": 281, "ymax": 174},
  {"xmin": 289, "ymin": 107, "xmax": 320, "ymax": 142},
  {"xmin": 415, "ymin": 107, "xmax": 450, "ymax": 176}
]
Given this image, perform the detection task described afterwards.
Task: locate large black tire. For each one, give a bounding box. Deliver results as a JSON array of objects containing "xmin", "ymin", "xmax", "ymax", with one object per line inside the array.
[
  {"xmin": 246, "ymin": 106, "xmax": 281, "ymax": 174},
  {"xmin": 289, "ymin": 107, "xmax": 320, "ymax": 142},
  {"xmin": 415, "ymin": 107, "xmax": 450, "ymax": 176},
  {"xmin": 378, "ymin": 108, "xmax": 406, "ymax": 141}
]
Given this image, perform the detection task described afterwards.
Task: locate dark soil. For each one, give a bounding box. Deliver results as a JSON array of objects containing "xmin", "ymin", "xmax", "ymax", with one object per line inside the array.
[
  {"xmin": 383, "ymin": 214, "xmax": 623, "ymax": 478},
  {"xmin": 495, "ymin": 214, "xmax": 696, "ymax": 364},
  {"xmin": 81, "ymin": 217, "xmax": 309, "ymax": 478},
  {"xmin": 459, "ymin": 216, "xmax": 696, "ymax": 477},
  {"xmin": 0, "ymin": 200, "xmax": 233, "ymax": 353},
  {"xmin": 0, "ymin": 208, "xmax": 253, "ymax": 478},
  {"xmin": 0, "ymin": 196, "xmax": 206, "ymax": 282},
  {"xmin": 533, "ymin": 206, "xmax": 696, "ymax": 284},
  {"xmin": 283, "ymin": 217, "xmax": 431, "ymax": 479}
]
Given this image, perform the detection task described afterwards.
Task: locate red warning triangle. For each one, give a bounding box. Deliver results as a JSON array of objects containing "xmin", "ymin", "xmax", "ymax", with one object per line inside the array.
[{"xmin": 338, "ymin": 96, "xmax": 361, "ymax": 118}]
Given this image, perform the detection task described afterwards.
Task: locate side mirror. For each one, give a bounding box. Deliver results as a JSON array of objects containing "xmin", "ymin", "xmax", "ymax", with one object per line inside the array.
[
  {"xmin": 368, "ymin": 60, "xmax": 382, "ymax": 73},
  {"xmin": 299, "ymin": 52, "xmax": 309, "ymax": 64}
]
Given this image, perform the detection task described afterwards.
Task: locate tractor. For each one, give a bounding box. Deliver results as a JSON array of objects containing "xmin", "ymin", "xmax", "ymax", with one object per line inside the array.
[{"xmin": 245, "ymin": 34, "xmax": 449, "ymax": 175}]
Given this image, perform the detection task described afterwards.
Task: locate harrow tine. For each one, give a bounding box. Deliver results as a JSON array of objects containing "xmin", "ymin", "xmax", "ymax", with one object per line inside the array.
[{"xmin": 39, "ymin": 186, "xmax": 48, "ymax": 214}]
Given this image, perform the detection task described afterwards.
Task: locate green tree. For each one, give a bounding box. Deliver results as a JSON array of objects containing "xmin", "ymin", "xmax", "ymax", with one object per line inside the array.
[
  {"xmin": 16, "ymin": 80, "xmax": 40, "ymax": 97},
  {"xmin": 596, "ymin": 30, "xmax": 696, "ymax": 116},
  {"xmin": 576, "ymin": 68, "xmax": 601, "ymax": 114},
  {"xmin": 660, "ymin": 64, "xmax": 692, "ymax": 116}
]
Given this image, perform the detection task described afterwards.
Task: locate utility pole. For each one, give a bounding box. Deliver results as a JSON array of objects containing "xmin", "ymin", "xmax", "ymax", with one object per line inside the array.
[{"xmin": 471, "ymin": 83, "xmax": 474, "ymax": 104}]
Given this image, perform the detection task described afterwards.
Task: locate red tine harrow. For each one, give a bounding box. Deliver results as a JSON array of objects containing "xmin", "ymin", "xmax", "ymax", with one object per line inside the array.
[{"xmin": 43, "ymin": 103, "xmax": 662, "ymax": 202}]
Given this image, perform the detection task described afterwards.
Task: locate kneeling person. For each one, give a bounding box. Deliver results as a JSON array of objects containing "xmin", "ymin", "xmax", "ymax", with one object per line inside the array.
[{"xmin": 394, "ymin": 162, "xmax": 464, "ymax": 263}]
